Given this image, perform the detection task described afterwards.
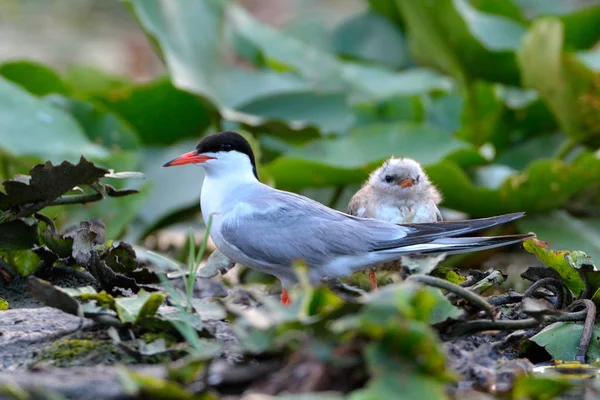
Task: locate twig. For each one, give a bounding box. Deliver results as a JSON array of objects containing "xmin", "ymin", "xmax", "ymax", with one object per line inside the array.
[
  {"xmin": 49, "ymin": 193, "xmax": 103, "ymax": 206},
  {"xmin": 569, "ymin": 299, "xmax": 596, "ymax": 363},
  {"xmin": 406, "ymin": 275, "xmax": 494, "ymax": 319},
  {"xmin": 487, "ymin": 293, "xmax": 523, "ymax": 306},
  {"xmin": 523, "ymin": 277, "xmax": 566, "ymax": 309},
  {"xmin": 450, "ymin": 310, "xmax": 589, "ymax": 336},
  {"xmin": 34, "ymin": 213, "xmax": 56, "ymax": 233}
]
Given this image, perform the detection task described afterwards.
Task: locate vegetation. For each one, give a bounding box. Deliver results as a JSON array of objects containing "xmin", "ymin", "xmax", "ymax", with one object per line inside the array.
[{"xmin": 1, "ymin": 0, "xmax": 600, "ymax": 399}]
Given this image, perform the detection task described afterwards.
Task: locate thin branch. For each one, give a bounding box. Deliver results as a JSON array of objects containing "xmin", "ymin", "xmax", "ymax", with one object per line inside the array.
[
  {"xmin": 569, "ymin": 299, "xmax": 596, "ymax": 363},
  {"xmin": 523, "ymin": 277, "xmax": 566, "ymax": 309},
  {"xmin": 48, "ymin": 193, "xmax": 103, "ymax": 206},
  {"xmin": 34, "ymin": 213, "xmax": 56, "ymax": 233},
  {"xmin": 450, "ymin": 310, "xmax": 589, "ymax": 336},
  {"xmin": 406, "ymin": 275, "xmax": 494, "ymax": 319}
]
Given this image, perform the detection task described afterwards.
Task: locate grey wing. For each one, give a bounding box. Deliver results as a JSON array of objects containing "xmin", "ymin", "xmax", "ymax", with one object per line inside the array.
[
  {"xmin": 220, "ymin": 190, "xmax": 407, "ymax": 267},
  {"xmin": 347, "ymin": 186, "xmax": 369, "ymax": 217},
  {"xmin": 220, "ymin": 188, "xmax": 526, "ymax": 267}
]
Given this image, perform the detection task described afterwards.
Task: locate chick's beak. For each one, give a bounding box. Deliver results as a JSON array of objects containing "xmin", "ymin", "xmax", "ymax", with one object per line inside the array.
[
  {"xmin": 398, "ymin": 178, "xmax": 415, "ymax": 189},
  {"xmin": 163, "ymin": 151, "xmax": 215, "ymax": 167}
]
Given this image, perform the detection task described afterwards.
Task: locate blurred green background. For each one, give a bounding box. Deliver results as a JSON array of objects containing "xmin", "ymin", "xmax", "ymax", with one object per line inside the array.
[{"xmin": 1, "ymin": 0, "xmax": 600, "ymax": 259}]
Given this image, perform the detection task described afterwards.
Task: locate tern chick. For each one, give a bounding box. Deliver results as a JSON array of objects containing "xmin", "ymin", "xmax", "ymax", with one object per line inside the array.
[
  {"xmin": 348, "ymin": 158, "xmax": 443, "ymax": 290},
  {"xmin": 163, "ymin": 132, "xmax": 533, "ymax": 306}
]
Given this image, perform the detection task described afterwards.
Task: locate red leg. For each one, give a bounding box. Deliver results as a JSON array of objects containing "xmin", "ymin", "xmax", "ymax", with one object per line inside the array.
[
  {"xmin": 281, "ymin": 288, "xmax": 292, "ymax": 306},
  {"xmin": 369, "ymin": 270, "xmax": 378, "ymax": 291}
]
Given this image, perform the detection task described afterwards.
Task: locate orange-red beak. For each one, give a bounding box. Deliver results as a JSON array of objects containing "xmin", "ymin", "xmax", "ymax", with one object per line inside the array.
[
  {"xmin": 398, "ymin": 178, "xmax": 415, "ymax": 189},
  {"xmin": 163, "ymin": 151, "xmax": 215, "ymax": 167}
]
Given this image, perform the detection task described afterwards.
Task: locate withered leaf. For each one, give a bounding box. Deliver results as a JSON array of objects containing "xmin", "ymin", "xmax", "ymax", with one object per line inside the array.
[{"xmin": 0, "ymin": 157, "xmax": 108, "ymax": 211}]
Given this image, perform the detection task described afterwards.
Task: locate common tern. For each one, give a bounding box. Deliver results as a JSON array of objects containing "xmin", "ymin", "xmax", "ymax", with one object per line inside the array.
[
  {"xmin": 164, "ymin": 131, "xmax": 533, "ymax": 305},
  {"xmin": 348, "ymin": 157, "xmax": 443, "ymax": 289}
]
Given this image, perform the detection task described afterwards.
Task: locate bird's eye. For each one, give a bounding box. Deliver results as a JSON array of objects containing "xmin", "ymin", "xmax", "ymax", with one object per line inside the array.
[
  {"xmin": 221, "ymin": 143, "xmax": 232, "ymax": 151},
  {"xmin": 415, "ymin": 175, "xmax": 420, "ymax": 182},
  {"xmin": 384, "ymin": 175, "xmax": 394, "ymax": 183}
]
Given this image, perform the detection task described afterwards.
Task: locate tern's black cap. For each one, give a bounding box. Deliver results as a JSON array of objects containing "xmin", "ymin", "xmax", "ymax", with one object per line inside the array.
[{"xmin": 195, "ymin": 131, "xmax": 258, "ymax": 179}]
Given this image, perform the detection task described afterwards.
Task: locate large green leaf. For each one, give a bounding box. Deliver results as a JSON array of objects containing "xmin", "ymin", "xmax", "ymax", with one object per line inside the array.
[
  {"xmin": 127, "ymin": 0, "xmax": 227, "ymax": 104},
  {"xmin": 517, "ymin": 18, "xmax": 600, "ymax": 144},
  {"xmin": 0, "ymin": 77, "xmax": 107, "ymax": 162},
  {"xmin": 343, "ymin": 65, "xmax": 452, "ymax": 101},
  {"xmin": 237, "ymin": 91, "xmax": 354, "ymax": 134},
  {"xmin": 394, "ymin": 0, "xmax": 526, "ymax": 85},
  {"xmin": 44, "ymin": 95, "xmax": 140, "ymax": 151},
  {"xmin": 332, "ymin": 11, "xmax": 410, "ymax": 69},
  {"xmin": 266, "ymin": 123, "xmax": 470, "ymax": 190},
  {"xmin": 0, "ymin": 61, "xmax": 69, "ymax": 96},
  {"xmin": 227, "ymin": 4, "xmax": 347, "ymax": 92},
  {"xmin": 95, "ymin": 78, "xmax": 217, "ymax": 146},
  {"xmin": 519, "ymin": 212, "xmax": 600, "ymax": 267},
  {"xmin": 530, "ymin": 322, "xmax": 600, "ymax": 362},
  {"xmin": 428, "ymin": 152, "xmax": 600, "ymax": 217}
]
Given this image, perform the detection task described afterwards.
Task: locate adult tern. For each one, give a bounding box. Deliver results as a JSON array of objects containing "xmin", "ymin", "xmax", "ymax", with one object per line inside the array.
[{"xmin": 164, "ymin": 131, "xmax": 533, "ymax": 305}]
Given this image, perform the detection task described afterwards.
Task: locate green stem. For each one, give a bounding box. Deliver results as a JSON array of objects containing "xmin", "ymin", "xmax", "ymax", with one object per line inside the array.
[
  {"xmin": 186, "ymin": 214, "xmax": 214, "ymax": 311},
  {"xmin": 49, "ymin": 193, "xmax": 103, "ymax": 206},
  {"xmin": 406, "ymin": 275, "xmax": 494, "ymax": 319}
]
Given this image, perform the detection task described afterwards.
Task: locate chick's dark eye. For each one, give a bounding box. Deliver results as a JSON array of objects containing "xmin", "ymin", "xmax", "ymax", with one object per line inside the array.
[
  {"xmin": 384, "ymin": 175, "xmax": 394, "ymax": 183},
  {"xmin": 221, "ymin": 143, "xmax": 232, "ymax": 151}
]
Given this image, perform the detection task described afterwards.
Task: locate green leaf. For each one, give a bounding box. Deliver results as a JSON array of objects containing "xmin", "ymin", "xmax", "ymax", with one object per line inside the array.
[
  {"xmin": 428, "ymin": 152, "xmax": 600, "ymax": 217},
  {"xmin": 40, "ymin": 226, "xmax": 73, "ymax": 258},
  {"xmin": 343, "ymin": 65, "xmax": 452, "ymax": 101},
  {"xmin": 517, "ymin": 18, "xmax": 600, "ymax": 144},
  {"xmin": 228, "ymin": 4, "xmax": 346, "ymax": 92},
  {"xmin": 96, "ymin": 78, "xmax": 216, "ymax": 145},
  {"xmin": 522, "ymin": 237, "xmax": 591, "ymax": 296},
  {"xmin": 458, "ymin": 80, "xmax": 509, "ymax": 147},
  {"xmin": 64, "ymin": 66, "xmax": 128, "ymax": 97},
  {"xmin": 115, "ymin": 289, "xmax": 165, "ymax": 324},
  {"xmin": 530, "ymin": 322, "xmax": 600, "ymax": 363},
  {"xmin": 351, "ymin": 373, "xmax": 447, "ymax": 400},
  {"xmin": 332, "ymin": 11, "xmax": 410, "ymax": 69},
  {"xmin": 496, "ymin": 134, "xmax": 564, "ymax": 171},
  {"xmin": 0, "ymin": 219, "xmax": 38, "ymax": 250},
  {"xmin": 430, "ymin": 267, "xmax": 467, "ymax": 285},
  {"xmin": 127, "ymin": 0, "xmax": 227, "ymax": 105},
  {"xmin": 266, "ymin": 123, "xmax": 470, "ymax": 190},
  {"xmin": 519, "ymin": 212, "xmax": 600, "ymax": 270},
  {"xmin": 0, "ymin": 298, "xmax": 8, "ymax": 310},
  {"xmin": 0, "ymin": 249, "xmax": 41, "ymax": 276},
  {"xmin": 511, "ymin": 374, "xmax": 572, "ymax": 400},
  {"xmin": 394, "ymin": 0, "xmax": 524, "ymax": 85},
  {"xmin": 0, "ymin": 77, "xmax": 108, "ymax": 161},
  {"xmin": 0, "ymin": 61, "xmax": 69, "ymax": 96},
  {"xmin": 454, "ymin": 0, "xmax": 527, "ymax": 52},
  {"xmin": 44, "ymin": 95, "xmax": 139, "ymax": 151},
  {"xmin": 237, "ymin": 91, "xmax": 354, "ymax": 134}
]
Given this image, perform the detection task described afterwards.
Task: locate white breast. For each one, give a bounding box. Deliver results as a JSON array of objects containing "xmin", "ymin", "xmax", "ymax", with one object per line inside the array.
[{"xmin": 367, "ymin": 200, "xmax": 439, "ymax": 224}]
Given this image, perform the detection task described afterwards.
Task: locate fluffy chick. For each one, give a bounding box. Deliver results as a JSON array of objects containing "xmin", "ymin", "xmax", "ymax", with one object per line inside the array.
[{"xmin": 347, "ymin": 157, "xmax": 443, "ymax": 289}]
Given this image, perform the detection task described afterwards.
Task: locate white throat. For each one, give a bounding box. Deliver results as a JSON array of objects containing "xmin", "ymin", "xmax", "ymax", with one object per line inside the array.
[{"xmin": 199, "ymin": 151, "xmax": 259, "ymax": 223}]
